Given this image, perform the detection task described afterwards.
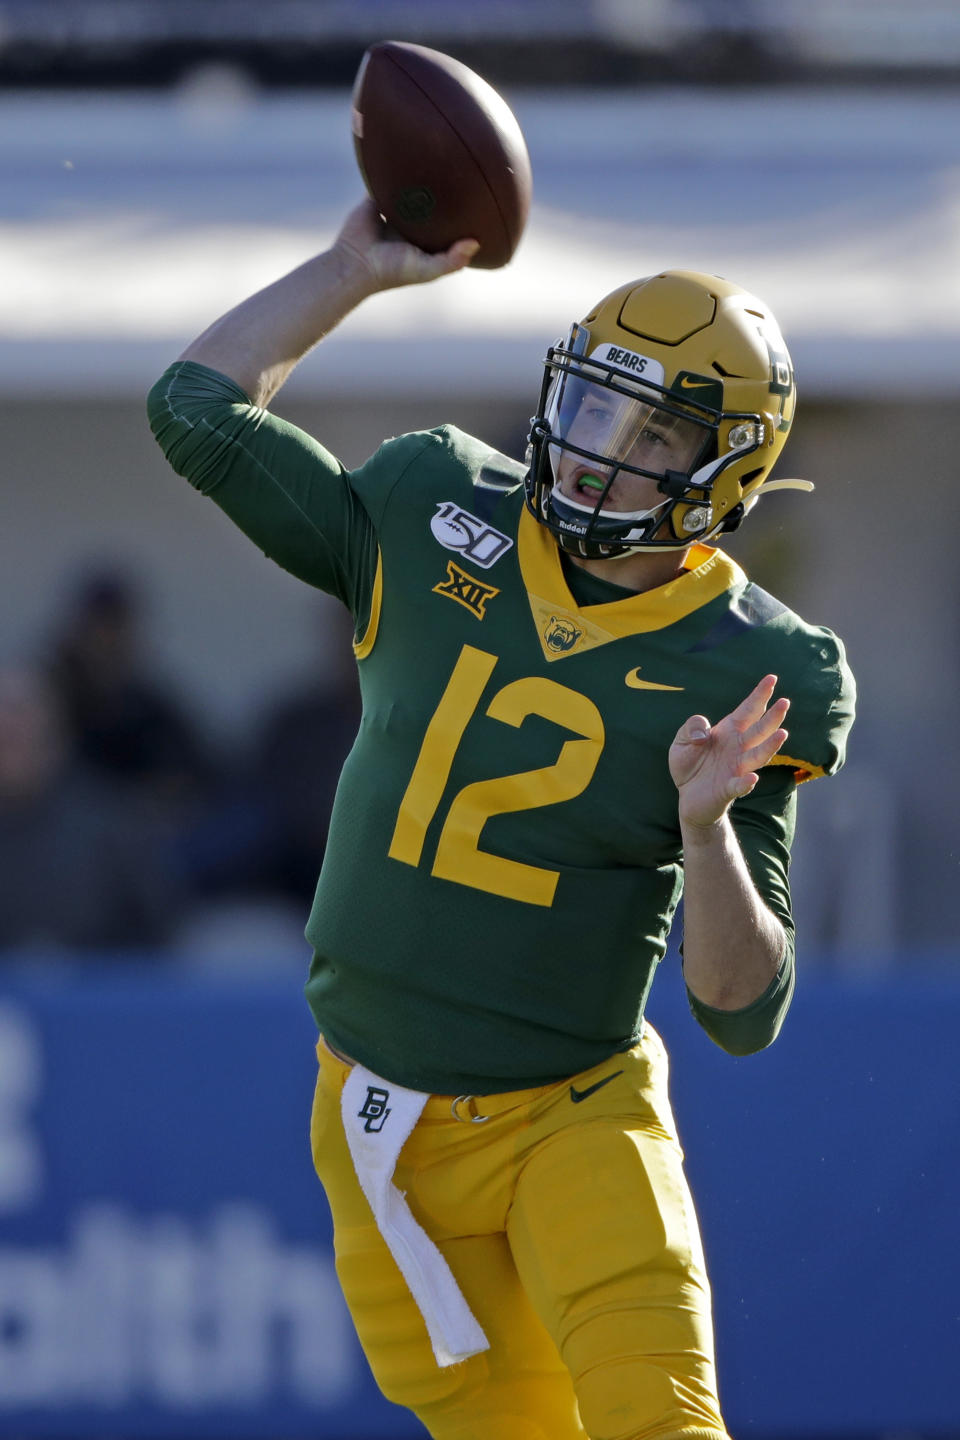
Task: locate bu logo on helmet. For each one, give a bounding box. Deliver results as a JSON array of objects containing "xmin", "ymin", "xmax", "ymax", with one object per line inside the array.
[{"xmin": 358, "ymin": 1086, "xmax": 392, "ymax": 1132}]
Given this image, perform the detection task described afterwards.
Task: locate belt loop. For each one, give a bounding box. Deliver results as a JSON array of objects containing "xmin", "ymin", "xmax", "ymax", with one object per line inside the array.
[{"xmin": 451, "ymin": 1094, "xmax": 489, "ymax": 1123}]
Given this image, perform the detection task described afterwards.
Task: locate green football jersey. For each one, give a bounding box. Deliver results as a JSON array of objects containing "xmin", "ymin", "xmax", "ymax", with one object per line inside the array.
[{"xmin": 149, "ymin": 362, "xmax": 855, "ymax": 1094}]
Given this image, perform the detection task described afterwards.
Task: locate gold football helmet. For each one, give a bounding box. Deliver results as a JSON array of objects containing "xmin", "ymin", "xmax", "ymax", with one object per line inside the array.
[{"xmin": 525, "ymin": 270, "xmax": 809, "ymax": 558}]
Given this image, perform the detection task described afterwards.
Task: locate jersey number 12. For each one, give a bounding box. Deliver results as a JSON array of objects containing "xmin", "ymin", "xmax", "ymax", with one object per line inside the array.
[{"xmin": 388, "ymin": 644, "xmax": 604, "ymax": 906}]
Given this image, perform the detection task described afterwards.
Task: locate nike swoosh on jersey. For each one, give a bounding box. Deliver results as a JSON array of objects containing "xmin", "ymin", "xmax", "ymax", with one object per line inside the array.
[
  {"xmin": 569, "ymin": 1070, "xmax": 624, "ymax": 1104},
  {"xmin": 624, "ymin": 668, "xmax": 685, "ymax": 691}
]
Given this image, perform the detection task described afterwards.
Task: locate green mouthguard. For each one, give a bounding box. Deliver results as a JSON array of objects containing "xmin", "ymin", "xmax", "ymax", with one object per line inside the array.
[{"xmin": 580, "ymin": 475, "xmax": 606, "ymax": 491}]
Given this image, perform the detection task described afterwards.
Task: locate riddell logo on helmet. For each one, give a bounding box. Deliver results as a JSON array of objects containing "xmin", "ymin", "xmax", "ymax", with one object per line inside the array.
[{"xmin": 593, "ymin": 345, "xmax": 665, "ymax": 387}]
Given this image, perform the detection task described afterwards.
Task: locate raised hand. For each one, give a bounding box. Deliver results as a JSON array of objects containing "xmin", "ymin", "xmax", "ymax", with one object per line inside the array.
[
  {"xmin": 669, "ymin": 674, "xmax": 790, "ymax": 830},
  {"xmin": 333, "ymin": 199, "xmax": 480, "ymax": 293}
]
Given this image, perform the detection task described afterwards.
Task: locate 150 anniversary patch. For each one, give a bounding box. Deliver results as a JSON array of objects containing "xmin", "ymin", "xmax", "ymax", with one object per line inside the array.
[{"xmin": 430, "ymin": 502, "xmax": 514, "ymax": 570}]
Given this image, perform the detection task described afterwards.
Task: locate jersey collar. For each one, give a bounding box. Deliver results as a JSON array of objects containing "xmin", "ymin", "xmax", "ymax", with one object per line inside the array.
[{"xmin": 518, "ymin": 506, "xmax": 744, "ymax": 655}]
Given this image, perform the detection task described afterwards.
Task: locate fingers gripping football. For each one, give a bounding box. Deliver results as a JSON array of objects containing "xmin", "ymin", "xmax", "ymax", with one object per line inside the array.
[
  {"xmin": 334, "ymin": 200, "xmax": 480, "ymax": 294},
  {"xmin": 669, "ymin": 674, "xmax": 790, "ymax": 829}
]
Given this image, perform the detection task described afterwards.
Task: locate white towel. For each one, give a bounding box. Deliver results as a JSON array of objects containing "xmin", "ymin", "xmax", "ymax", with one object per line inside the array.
[{"xmin": 340, "ymin": 1063, "xmax": 490, "ymax": 1368}]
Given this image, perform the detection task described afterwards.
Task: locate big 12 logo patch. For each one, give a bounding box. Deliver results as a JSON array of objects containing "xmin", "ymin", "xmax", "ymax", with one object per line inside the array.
[{"xmin": 430, "ymin": 502, "xmax": 514, "ymax": 570}]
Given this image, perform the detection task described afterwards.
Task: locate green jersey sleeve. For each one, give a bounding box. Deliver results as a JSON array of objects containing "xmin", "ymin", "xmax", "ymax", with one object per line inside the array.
[
  {"xmin": 684, "ymin": 766, "xmax": 798, "ymax": 1056},
  {"xmin": 766, "ymin": 624, "xmax": 855, "ymax": 782},
  {"xmin": 680, "ymin": 622, "xmax": 855, "ymax": 1057},
  {"xmin": 147, "ymin": 360, "xmax": 382, "ymax": 625}
]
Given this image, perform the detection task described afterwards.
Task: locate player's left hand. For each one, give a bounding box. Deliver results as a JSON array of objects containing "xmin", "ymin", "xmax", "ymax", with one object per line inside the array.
[{"xmin": 669, "ymin": 674, "xmax": 790, "ymax": 830}]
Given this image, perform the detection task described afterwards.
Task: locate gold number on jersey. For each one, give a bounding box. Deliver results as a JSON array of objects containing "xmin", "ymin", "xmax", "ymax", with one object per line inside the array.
[
  {"xmin": 388, "ymin": 644, "xmax": 604, "ymax": 906},
  {"xmin": 388, "ymin": 645, "xmax": 497, "ymax": 867}
]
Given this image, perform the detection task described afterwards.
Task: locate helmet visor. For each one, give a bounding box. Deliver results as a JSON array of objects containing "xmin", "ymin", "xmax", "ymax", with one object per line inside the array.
[{"xmin": 546, "ymin": 370, "xmax": 713, "ymax": 506}]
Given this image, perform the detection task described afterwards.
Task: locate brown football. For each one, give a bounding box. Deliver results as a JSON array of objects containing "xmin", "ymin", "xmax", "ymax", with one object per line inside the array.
[{"xmin": 351, "ymin": 40, "xmax": 532, "ymax": 270}]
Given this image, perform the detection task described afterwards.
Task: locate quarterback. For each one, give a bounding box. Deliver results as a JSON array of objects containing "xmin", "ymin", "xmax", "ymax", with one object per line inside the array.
[{"xmin": 149, "ymin": 201, "xmax": 855, "ymax": 1440}]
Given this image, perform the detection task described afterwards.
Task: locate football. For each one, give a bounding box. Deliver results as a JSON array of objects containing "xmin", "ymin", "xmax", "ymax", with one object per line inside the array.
[{"xmin": 351, "ymin": 40, "xmax": 532, "ymax": 270}]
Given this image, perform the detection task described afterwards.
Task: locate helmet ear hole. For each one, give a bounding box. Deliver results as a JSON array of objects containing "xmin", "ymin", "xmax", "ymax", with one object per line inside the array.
[
  {"xmin": 718, "ymin": 466, "xmax": 769, "ymax": 534},
  {"xmin": 718, "ymin": 467, "xmax": 764, "ymax": 533},
  {"xmin": 719, "ymin": 502, "xmax": 746, "ymax": 534}
]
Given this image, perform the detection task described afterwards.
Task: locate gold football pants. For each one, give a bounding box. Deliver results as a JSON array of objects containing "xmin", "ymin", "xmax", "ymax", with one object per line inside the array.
[{"xmin": 310, "ymin": 1026, "xmax": 730, "ymax": 1440}]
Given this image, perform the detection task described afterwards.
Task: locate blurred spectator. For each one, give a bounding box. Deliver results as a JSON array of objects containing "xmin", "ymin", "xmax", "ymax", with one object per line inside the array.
[
  {"xmin": 164, "ymin": 602, "xmax": 360, "ymax": 930},
  {"xmin": 0, "ymin": 666, "xmax": 184, "ymax": 954},
  {"xmin": 46, "ymin": 566, "xmax": 213, "ymax": 816},
  {"xmin": 165, "ymin": 608, "xmax": 358, "ymax": 965}
]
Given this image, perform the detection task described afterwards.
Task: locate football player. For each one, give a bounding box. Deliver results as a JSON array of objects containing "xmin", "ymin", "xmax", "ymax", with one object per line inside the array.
[{"xmin": 149, "ymin": 199, "xmax": 855, "ymax": 1440}]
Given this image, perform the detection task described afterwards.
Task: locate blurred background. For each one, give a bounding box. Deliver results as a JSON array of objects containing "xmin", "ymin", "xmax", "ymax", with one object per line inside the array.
[{"xmin": 1, "ymin": 2, "xmax": 958, "ymax": 1437}]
